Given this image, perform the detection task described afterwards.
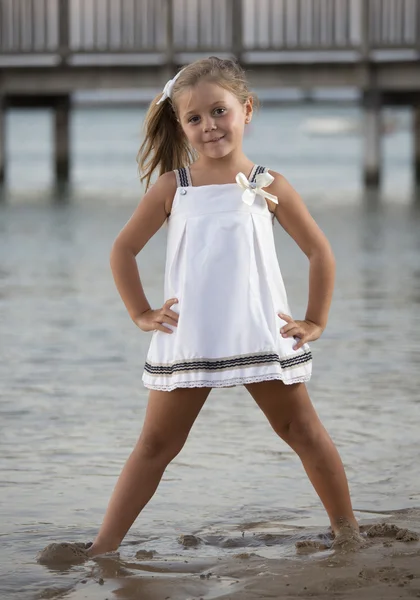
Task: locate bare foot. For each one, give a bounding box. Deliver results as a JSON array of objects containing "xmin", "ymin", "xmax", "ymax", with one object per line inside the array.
[
  {"xmin": 332, "ymin": 519, "xmax": 366, "ymax": 552},
  {"xmin": 86, "ymin": 541, "xmax": 119, "ymax": 558}
]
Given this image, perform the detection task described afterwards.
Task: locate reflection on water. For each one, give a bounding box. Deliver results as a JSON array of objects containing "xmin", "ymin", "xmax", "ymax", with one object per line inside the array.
[{"xmin": 0, "ymin": 197, "xmax": 419, "ymax": 598}]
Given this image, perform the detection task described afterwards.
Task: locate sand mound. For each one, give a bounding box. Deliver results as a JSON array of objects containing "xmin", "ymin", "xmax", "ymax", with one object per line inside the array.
[
  {"xmin": 178, "ymin": 534, "xmax": 202, "ymax": 548},
  {"xmin": 295, "ymin": 539, "xmax": 330, "ymax": 552},
  {"xmin": 367, "ymin": 522, "xmax": 419, "ymax": 541},
  {"xmin": 37, "ymin": 542, "xmax": 91, "ymax": 565}
]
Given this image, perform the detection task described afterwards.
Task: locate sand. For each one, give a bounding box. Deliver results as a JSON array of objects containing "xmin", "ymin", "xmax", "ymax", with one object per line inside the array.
[{"xmin": 36, "ymin": 510, "xmax": 420, "ymax": 600}]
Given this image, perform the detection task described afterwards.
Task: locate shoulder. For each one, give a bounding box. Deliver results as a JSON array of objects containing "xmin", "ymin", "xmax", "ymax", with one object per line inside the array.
[
  {"xmin": 265, "ymin": 169, "xmax": 289, "ymax": 194},
  {"xmin": 148, "ymin": 170, "xmax": 177, "ymax": 196},
  {"xmin": 263, "ymin": 170, "xmax": 320, "ymax": 239},
  {"xmin": 145, "ymin": 171, "xmax": 178, "ymax": 215},
  {"xmin": 262, "ymin": 169, "xmax": 293, "ymax": 213}
]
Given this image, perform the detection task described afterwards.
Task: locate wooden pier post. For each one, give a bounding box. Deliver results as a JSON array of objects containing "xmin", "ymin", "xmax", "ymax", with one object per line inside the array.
[
  {"xmin": 54, "ymin": 95, "xmax": 71, "ymax": 185},
  {"xmin": 360, "ymin": 2, "xmax": 382, "ymax": 189},
  {"xmin": 165, "ymin": 0, "xmax": 175, "ymax": 72},
  {"xmin": 58, "ymin": 0, "xmax": 70, "ymax": 66},
  {"xmin": 232, "ymin": 0, "xmax": 244, "ymax": 61},
  {"xmin": 362, "ymin": 90, "xmax": 382, "ymax": 189},
  {"xmin": 0, "ymin": 96, "xmax": 5, "ymax": 190},
  {"xmin": 414, "ymin": 103, "xmax": 420, "ymax": 188}
]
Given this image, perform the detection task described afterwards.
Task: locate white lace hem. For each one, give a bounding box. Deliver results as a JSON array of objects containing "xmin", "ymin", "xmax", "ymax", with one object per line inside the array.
[{"xmin": 142, "ymin": 372, "xmax": 310, "ymax": 392}]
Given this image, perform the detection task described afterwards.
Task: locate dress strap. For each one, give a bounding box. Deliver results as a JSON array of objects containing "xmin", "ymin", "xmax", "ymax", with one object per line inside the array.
[
  {"xmin": 249, "ymin": 165, "xmax": 267, "ymax": 183},
  {"xmin": 174, "ymin": 166, "xmax": 193, "ymax": 187}
]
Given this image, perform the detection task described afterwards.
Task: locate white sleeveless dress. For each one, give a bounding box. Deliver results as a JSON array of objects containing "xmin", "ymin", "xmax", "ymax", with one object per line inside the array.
[{"xmin": 142, "ymin": 165, "xmax": 312, "ymax": 391}]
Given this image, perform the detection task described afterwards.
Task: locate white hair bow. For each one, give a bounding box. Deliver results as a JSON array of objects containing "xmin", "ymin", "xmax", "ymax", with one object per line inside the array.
[
  {"xmin": 156, "ymin": 68, "xmax": 185, "ymax": 105},
  {"xmin": 235, "ymin": 171, "xmax": 278, "ymax": 206}
]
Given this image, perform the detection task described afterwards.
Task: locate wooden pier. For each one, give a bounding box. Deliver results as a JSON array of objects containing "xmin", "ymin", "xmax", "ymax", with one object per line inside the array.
[{"xmin": 0, "ymin": 0, "xmax": 420, "ymax": 191}]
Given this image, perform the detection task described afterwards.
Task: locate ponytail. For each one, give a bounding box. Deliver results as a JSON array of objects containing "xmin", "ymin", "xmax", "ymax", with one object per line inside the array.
[{"xmin": 137, "ymin": 94, "xmax": 196, "ymax": 191}]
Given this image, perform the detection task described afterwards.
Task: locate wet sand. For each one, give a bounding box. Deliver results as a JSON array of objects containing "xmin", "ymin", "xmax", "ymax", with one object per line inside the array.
[{"xmin": 36, "ymin": 509, "xmax": 420, "ymax": 600}]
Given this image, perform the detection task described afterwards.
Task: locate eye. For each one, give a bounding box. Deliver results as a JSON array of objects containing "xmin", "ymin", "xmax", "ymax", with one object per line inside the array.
[
  {"xmin": 188, "ymin": 115, "xmax": 200, "ymax": 124},
  {"xmin": 213, "ymin": 108, "xmax": 226, "ymax": 116}
]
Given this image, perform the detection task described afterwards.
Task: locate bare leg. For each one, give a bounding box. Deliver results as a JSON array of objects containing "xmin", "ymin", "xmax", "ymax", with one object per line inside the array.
[
  {"xmin": 88, "ymin": 386, "xmax": 210, "ymax": 556},
  {"xmin": 245, "ymin": 380, "xmax": 358, "ymax": 535}
]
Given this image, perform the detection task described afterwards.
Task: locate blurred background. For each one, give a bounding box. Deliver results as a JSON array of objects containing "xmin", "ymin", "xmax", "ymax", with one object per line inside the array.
[
  {"xmin": 0, "ymin": 0, "xmax": 419, "ymax": 196},
  {"xmin": 1, "ymin": 2, "xmax": 420, "ymax": 599}
]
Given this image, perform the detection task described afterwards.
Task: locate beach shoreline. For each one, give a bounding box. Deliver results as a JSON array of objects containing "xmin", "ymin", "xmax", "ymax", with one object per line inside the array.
[{"xmin": 37, "ymin": 508, "xmax": 420, "ymax": 600}]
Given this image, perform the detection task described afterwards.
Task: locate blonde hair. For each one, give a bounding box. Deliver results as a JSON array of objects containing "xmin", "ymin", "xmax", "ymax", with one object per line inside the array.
[{"xmin": 137, "ymin": 56, "xmax": 258, "ymax": 190}]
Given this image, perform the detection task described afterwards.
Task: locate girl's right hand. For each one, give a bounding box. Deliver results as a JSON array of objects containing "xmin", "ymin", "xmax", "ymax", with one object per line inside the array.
[{"xmin": 134, "ymin": 298, "xmax": 179, "ymax": 334}]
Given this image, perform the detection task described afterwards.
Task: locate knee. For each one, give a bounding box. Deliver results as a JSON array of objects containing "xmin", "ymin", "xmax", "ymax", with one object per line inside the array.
[
  {"xmin": 276, "ymin": 417, "xmax": 322, "ymax": 452},
  {"xmin": 136, "ymin": 432, "xmax": 185, "ymax": 465}
]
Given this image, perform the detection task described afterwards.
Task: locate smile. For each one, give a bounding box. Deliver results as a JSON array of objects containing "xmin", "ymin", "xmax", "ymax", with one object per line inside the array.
[{"xmin": 206, "ymin": 135, "xmax": 225, "ymax": 143}]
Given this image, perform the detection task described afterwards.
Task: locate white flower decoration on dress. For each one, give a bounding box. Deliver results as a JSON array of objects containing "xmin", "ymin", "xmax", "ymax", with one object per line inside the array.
[
  {"xmin": 235, "ymin": 171, "xmax": 278, "ymax": 206},
  {"xmin": 156, "ymin": 68, "xmax": 186, "ymax": 105}
]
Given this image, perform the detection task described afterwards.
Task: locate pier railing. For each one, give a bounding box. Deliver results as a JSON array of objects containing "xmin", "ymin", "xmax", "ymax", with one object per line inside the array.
[{"xmin": 0, "ymin": 0, "xmax": 419, "ymax": 61}]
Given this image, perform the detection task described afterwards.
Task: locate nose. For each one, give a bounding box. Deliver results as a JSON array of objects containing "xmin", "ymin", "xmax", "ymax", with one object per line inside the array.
[{"xmin": 202, "ymin": 118, "xmax": 217, "ymax": 132}]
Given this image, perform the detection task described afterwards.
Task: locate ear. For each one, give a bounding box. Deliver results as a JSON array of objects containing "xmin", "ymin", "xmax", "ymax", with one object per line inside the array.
[{"xmin": 244, "ymin": 96, "xmax": 254, "ymax": 124}]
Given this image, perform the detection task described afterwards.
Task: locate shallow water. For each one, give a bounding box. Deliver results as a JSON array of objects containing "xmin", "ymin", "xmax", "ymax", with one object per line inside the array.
[{"xmin": 0, "ymin": 106, "xmax": 420, "ymax": 599}]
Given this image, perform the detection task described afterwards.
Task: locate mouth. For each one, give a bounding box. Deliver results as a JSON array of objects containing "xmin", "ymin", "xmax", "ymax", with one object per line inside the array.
[{"xmin": 205, "ymin": 135, "xmax": 225, "ymax": 144}]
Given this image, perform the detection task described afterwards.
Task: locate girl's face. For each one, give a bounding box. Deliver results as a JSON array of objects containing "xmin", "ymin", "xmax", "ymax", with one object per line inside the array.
[{"xmin": 176, "ymin": 80, "xmax": 253, "ymax": 159}]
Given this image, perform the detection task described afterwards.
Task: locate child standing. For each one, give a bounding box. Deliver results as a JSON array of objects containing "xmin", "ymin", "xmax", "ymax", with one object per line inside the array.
[{"xmin": 40, "ymin": 56, "xmax": 361, "ymax": 563}]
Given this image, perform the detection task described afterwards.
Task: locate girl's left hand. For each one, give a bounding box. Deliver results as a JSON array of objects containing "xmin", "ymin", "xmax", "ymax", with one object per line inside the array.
[{"xmin": 278, "ymin": 313, "xmax": 323, "ymax": 351}]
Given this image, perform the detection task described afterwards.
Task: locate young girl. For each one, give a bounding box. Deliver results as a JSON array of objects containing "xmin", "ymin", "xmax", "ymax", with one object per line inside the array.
[{"xmin": 40, "ymin": 56, "xmax": 362, "ymax": 563}]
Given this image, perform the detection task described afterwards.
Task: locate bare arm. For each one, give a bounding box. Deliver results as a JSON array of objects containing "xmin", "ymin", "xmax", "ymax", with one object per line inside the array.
[
  {"xmin": 268, "ymin": 172, "xmax": 336, "ymax": 344},
  {"xmin": 110, "ymin": 172, "xmax": 178, "ymax": 330}
]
